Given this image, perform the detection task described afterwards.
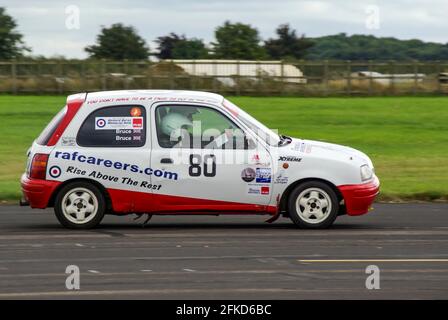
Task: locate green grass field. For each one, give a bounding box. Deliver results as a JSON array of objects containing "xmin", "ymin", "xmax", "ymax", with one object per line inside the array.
[{"xmin": 0, "ymin": 95, "xmax": 447, "ymax": 202}]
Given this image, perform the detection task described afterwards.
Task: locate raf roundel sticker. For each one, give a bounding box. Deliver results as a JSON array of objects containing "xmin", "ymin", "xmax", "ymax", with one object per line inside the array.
[
  {"xmin": 96, "ymin": 118, "xmax": 106, "ymax": 128},
  {"xmin": 49, "ymin": 166, "xmax": 62, "ymax": 178},
  {"xmin": 241, "ymin": 168, "xmax": 256, "ymax": 182}
]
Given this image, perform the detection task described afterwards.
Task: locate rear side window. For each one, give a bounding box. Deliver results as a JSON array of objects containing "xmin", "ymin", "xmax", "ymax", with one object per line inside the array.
[
  {"xmin": 77, "ymin": 105, "xmax": 146, "ymax": 147},
  {"xmin": 36, "ymin": 106, "xmax": 67, "ymax": 145}
]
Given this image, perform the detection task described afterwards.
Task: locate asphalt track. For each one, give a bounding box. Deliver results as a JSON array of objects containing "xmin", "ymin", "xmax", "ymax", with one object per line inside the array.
[{"xmin": 0, "ymin": 203, "xmax": 447, "ymax": 299}]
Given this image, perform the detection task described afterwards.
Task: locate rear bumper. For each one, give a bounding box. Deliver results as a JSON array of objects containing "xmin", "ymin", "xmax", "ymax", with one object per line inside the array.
[
  {"xmin": 20, "ymin": 174, "xmax": 61, "ymax": 209},
  {"xmin": 338, "ymin": 176, "xmax": 380, "ymax": 216}
]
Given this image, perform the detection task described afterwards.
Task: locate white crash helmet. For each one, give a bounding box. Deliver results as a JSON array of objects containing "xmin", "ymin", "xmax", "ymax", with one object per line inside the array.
[{"xmin": 160, "ymin": 112, "xmax": 193, "ymax": 136}]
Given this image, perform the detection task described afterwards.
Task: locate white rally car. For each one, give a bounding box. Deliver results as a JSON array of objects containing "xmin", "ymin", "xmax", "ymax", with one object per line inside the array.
[{"xmin": 21, "ymin": 90, "xmax": 379, "ymax": 229}]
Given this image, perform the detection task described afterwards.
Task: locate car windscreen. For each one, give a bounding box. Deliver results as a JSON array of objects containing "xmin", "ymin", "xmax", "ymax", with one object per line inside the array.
[
  {"xmin": 222, "ymin": 99, "xmax": 280, "ymax": 146},
  {"xmin": 36, "ymin": 106, "xmax": 67, "ymax": 145}
]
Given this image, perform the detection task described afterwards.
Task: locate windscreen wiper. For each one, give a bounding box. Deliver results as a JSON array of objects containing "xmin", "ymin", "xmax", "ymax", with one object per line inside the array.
[{"xmin": 278, "ymin": 134, "xmax": 292, "ymax": 146}]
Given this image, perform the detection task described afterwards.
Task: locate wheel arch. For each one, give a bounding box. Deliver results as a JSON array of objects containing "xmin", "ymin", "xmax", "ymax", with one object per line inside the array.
[
  {"xmin": 47, "ymin": 178, "xmax": 112, "ymax": 211},
  {"xmin": 279, "ymin": 177, "xmax": 344, "ymax": 216}
]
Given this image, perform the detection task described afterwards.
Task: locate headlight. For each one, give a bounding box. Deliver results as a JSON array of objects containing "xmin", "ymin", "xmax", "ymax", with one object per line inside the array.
[{"xmin": 360, "ymin": 164, "xmax": 373, "ymax": 181}]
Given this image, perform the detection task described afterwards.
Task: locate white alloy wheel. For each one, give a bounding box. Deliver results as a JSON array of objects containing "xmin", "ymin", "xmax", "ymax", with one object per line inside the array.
[
  {"xmin": 295, "ymin": 187, "xmax": 332, "ymax": 224},
  {"xmin": 61, "ymin": 187, "xmax": 98, "ymax": 224}
]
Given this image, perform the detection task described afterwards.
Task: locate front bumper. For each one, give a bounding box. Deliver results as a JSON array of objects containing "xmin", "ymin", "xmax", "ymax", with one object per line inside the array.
[
  {"xmin": 20, "ymin": 174, "xmax": 61, "ymax": 209},
  {"xmin": 337, "ymin": 176, "xmax": 380, "ymax": 216}
]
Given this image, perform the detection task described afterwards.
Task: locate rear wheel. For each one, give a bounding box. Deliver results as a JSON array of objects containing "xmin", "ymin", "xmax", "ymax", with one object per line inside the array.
[
  {"xmin": 54, "ymin": 182, "xmax": 105, "ymax": 229},
  {"xmin": 288, "ymin": 181, "xmax": 339, "ymax": 229}
]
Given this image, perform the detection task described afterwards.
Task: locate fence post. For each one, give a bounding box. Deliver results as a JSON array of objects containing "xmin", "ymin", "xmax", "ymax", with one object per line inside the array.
[
  {"xmin": 323, "ymin": 60, "xmax": 329, "ymax": 96},
  {"xmin": 236, "ymin": 60, "xmax": 241, "ymax": 95},
  {"xmin": 280, "ymin": 60, "xmax": 284, "ymax": 95},
  {"xmin": 212, "ymin": 60, "xmax": 217, "ymax": 92},
  {"xmin": 413, "ymin": 60, "xmax": 418, "ymax": 95},
  {"xmin": 80, "ymin": 60, "xmax": 85, "ymax": 92},
  {"xmin": 147, "ymin": 60, "xmax": 152, "ymax": 89},
  {"xmin": 191, "ymin": 60, "xmax": 196, "ymax": 90},
  {"xmin": 390, "ymin": 60, "xmax": 396, "ymax": 95},
  {"xmin": 57, "ymin": 60, "xmax": 63, "ymax": 94},
  {"xmin": 11, "ymin": 60, "xmax": 17, "ymax": 95},
  {"xmin": 101, "ymin": 59, "xmax": 107, "ymax": 90},
  {"xmin": 436, "ymin": 60, "xmax": 442, "ymax": 94},
  {"xmin": 346, "ymin": 60, "xmax": 352, "ymax": 95},
  {"xmin": 256, "ymin": 60, "xmax": 262, "ymax": 95},
  {"xmin": 170, "ymin": 60, "xmax": 175, "ymax": 89},
  {"xmin": 37, "ymin": 59, "xmax": 43, "ymax": 95},
  {"xmin": 123, "ymin": 59, "xmax": 129, "ymax": 89}
]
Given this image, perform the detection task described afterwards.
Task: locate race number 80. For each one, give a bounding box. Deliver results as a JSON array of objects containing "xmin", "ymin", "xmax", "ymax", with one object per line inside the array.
[{"xmin": 189, "ymin": 154, "xmax": 216, "ymax": 177}]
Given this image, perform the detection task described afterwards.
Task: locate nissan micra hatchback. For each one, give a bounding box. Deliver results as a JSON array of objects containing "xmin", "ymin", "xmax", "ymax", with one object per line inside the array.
[{"xmin": 21, "ymin": 90, "xmax": 379, "ymax": 229}]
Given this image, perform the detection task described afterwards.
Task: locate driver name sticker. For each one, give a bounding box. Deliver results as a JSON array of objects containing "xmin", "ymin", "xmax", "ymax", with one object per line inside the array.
[{"xmin": 95, "ymin": 117, "xmax": 144, "ymax": 130}]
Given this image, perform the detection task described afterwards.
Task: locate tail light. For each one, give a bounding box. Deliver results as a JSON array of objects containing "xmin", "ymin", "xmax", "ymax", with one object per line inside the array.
[{"xmin": 29, "ymin": 153, "xmax": 49, "ymax": 180}]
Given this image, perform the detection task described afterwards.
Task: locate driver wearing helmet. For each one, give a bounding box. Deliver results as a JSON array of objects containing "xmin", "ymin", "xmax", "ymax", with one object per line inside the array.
[{"xmin": 160, "ymin": 107, "xmax": 197, "ymax": 148}]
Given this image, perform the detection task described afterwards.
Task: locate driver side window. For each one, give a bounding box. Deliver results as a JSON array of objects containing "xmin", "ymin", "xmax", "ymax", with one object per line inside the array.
[{"xmin": 155, "ymin": 105, "xmax": 254, "ymax": 149}]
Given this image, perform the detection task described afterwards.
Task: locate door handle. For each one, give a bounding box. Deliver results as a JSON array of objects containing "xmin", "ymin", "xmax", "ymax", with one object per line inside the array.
[{"xmin": 160, "ymin": 158, "xmax": 173, "ymax": 164}]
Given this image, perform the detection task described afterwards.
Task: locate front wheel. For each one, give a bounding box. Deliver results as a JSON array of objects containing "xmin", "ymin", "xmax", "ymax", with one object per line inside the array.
[
  {"xmin": 54, "ymin": 182, "xmax": 105, "ymax": 229},
  {"xmin": 288, "ymin": 181, "xmax": 339, "ymax": 229}
]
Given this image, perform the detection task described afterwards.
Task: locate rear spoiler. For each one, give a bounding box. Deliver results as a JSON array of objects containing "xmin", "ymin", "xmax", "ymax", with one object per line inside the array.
[
  {"xmin": 67, "ymin": 92, "xmax": 87, "ymax": 104},
  {"xmin": 46, "ymin": 93, "xmax": 87, "ymax": 146}
]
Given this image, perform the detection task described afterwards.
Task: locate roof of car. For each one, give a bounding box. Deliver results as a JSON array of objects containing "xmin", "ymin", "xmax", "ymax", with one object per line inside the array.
[{"xmin": 68, "ymin": 90, "xmax": 224, "ymax": 105}]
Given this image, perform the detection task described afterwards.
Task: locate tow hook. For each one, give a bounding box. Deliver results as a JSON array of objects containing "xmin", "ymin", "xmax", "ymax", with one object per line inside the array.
[{"xmin": 134, "ymin": 213, "xmax": 153, "ymax": 227}]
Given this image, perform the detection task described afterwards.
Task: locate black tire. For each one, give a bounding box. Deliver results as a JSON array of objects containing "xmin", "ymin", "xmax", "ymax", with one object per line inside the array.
[
  {"xmin": 54, "ymin": 181, "xmax": 105, "ymax": 229},
  {"xmin": 288, "ymin": 181, "xmax": 339, "ymax": 229}
]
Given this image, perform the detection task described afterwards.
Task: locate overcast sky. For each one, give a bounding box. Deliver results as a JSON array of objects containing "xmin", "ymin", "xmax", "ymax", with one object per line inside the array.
[{"xmin": 4, "ymin": 0, "xmax": 448, "ymax": 58}]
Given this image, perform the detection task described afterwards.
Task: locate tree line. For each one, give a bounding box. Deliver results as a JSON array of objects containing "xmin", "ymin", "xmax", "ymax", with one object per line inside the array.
[{"xmin": 1, "ymin": 7, "xmax": 447, "ymax": 61}]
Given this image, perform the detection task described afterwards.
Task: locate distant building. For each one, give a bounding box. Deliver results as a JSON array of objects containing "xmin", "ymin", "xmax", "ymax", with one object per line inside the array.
[
  {"xmin": 352, "ymin": 71, "xmax": 425, "ymax": 85},
  {"xmin": 170, "ymin": 60, "xmax": 307, "ymax": 85},
  {"xmin": 438, "ymin": 72, "xmax": 448, "ymax": 84}
]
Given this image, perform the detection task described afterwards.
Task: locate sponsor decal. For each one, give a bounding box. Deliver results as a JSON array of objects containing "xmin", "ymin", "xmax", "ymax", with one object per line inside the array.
[
  {"xmin": 247, "ymin": 184, "xmax": 270, "ymax": 195},
  {"xmin": 252, "ymin": 154, "xmax": 260, "ymax": 162},
  {"xmin": 261, "ymin": 186, "xmax": 270, "ymax": 195},
  {"xmin": 53, "ymin": 151, "xmax": 178, "ymax": 181},
  {"xmin": 274, "ymin": 170, "xmax": 289, "ymax": 184},
  {"xmin": 95, "ymin": 117, "xmax": 144, "ymax": 130},
  {"xmin": 132, "ymin": 117, "xmax": 143, "ymax": 128},
  {"xmin": 65, "ymin": 166, "xmax": 163, "ymax": 191},
  {"xmin": 130, "ymin": 107, "xmax": 142, "ymax": 117},
  {"xmin": 282, "ymin": 163, "xmax": 289, "ymax": 169},
  {"xmin": 49, "ymin": 165, "xmax": 62, "ymax": 178},
  {"xmin": 256, "ymin": 168, "xmax": 271, "ymax": 183},
  {"xmin": 96, "ymin": 118, "xmax": 106, "ymax": 128},
  {"xmin": 247, "ymin": 186, "xmax": 261, "ymax": 195},
  {"xmin": 293, "ymin": 142, "xmax": 312, "ymax": 154},
  {"xmin": 241, "ymin": 167, "xmax": 256, "ymax": 182},
  {"xmin": 279, "ymin": 156, "xmax": 302, "ymax": 162},
  {"xmin": 61, "ymin": 137, "xmax": 76, "ymax": 146},
  {"xmin": 250, "ymin": 154, "xmax": 270, "ymax": 166}
]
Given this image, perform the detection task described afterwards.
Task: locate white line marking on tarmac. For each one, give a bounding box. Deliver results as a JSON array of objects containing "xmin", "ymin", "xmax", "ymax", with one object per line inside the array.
[
  {"xmin": 75, "ymin": 243, "xmax": 84, "ymax": 247},
  {"xmin": 183, "ymin": 268, "xmax": 196, "ymax": 272},
  {"xmin": 141, "ymin": 269, "xmax": 152, "ymax": 272},
  {"xmin": 0, "ymin": 288, "xmax": 331, "ymax": 298},
  {"xmin": 87, "ymin": 270, "xmax": 100, "ymax": 273},
  {"xmin": 298, "ymin": 259, "xmax": 448, "ymax": 263}
]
